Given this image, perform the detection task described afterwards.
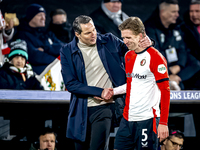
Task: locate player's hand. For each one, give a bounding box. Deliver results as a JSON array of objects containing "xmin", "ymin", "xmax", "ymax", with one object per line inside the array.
[
  {"xmin": 157, "ymin": 124, "xmax": 169, "ymax": 142},
  {"xmin": 101, "ymin": 88, "xmax": 113, "ymax": 100}
]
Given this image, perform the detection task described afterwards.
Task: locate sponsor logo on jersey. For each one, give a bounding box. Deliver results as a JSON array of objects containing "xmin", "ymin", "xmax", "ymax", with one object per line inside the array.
[
  {"xmin": 158, "ymin": 64, "xmax": 166, "ymax": 74},
  {"xmin": 126, "ymin": 73, "xmax": 147, "ymax": 79},
  {"xmin": 140, "ymin": 59, "xmax": 146, "ymax": 66},
  {"xmin": 127, "ymin": 58, "xmax": 131, "ymax": 62}
]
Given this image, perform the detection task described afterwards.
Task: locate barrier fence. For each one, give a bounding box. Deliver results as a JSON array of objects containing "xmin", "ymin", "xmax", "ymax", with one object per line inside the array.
[{"xmin": 0, "ymin": 90, "xmax": 200, "ymax": 103}]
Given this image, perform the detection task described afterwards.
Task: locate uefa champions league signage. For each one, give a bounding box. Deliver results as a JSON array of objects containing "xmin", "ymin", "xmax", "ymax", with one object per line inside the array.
[{"xmin": 170, "ymin": 91, "xmax": 200, "ymax": 100}]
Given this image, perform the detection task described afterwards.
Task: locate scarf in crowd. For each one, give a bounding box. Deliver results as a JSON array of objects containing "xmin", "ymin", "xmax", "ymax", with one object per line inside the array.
[
  {"xmin": 9, "ymin": 63, "xmax": 34, "ymax": 82},
  {"xmin": 101, "ymin": 2, "xmax": 129, "ymax": 26}
]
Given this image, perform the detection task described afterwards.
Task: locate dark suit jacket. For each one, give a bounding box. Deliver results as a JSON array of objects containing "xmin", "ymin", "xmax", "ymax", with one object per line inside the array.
[{"xmin": 90, "ymin": 7, "xmax": 122, "ymax": 38}]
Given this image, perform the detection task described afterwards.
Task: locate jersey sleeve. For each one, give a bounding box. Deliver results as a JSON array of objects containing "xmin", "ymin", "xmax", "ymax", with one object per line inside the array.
[
  {"xmin": 113, "ymin": 84, "xmax": 127, "ymax": 95},
  {"xmin": 150, "ymin": 48, "xmax": 170, "ymax": 125},
  {"xmin": 150, "ymin": 49, "xmax": 169, "ymax": 82},
  {"xmin": 157, "ymin": 81, "xmax": 170, "ymax": 125}
]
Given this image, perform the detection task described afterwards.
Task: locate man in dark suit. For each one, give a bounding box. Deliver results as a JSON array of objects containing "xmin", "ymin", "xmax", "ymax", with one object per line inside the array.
[{"xmin": 90, "ymin": 0, "xmax": 128, "ymax": 38}]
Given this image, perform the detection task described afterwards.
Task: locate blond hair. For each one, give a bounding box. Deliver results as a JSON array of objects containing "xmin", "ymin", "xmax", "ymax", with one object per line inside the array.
[{"xmin": 118, "ymin": 17, "xmax": 145, "ymax": 37}]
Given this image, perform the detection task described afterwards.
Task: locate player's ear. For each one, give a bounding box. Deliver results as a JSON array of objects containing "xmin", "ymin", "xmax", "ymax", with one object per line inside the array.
[
  {"xmin": 139, "ymin": 33, "xmax": 143, "ymax": 40},
  {"xmin": 143, "ymin": 32, "xmax": 147, "ymax": 38}
]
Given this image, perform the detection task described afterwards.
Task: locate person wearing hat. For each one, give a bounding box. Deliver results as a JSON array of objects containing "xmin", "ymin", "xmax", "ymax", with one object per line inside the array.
[
  {"xmin": 89, "ymin": 0, "xmax": 129, "ymax": 38},
  {"xmin": 0, "ymin": 39, "xmax": 43, "ymax": 90},
  {"xmin": 13, "ymin": 3, "xmax": 64, "ymax": 75}
]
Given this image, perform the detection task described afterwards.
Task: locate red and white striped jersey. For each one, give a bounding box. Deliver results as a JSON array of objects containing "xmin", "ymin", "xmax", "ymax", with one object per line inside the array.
[{"xmin": 123, "ymin": 46, "xmax": 169, "ymax": 122}]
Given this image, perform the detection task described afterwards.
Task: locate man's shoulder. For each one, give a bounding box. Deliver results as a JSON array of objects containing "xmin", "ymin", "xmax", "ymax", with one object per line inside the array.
[
  {"xmin": 148, "ymin": 47, "xmax": 166, "ymax": 61},
  {"xmin": 60, "ymin": 38, "xmax": 76, "ymax": 53},
  {"xmin": 90, "ymin": 7, "xmax": 110, "ymax": 24},
  {"xmin": 90, "ymin": 7, "xmax": 104, "ymax": 18},
  {"xmin": 98, "ymin": 32, "xmax": 118, "ymax": 41}
]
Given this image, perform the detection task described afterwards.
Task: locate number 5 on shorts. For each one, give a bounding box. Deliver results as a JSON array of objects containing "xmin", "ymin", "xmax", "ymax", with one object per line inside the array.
[{"xmin": 141, "ymin": 129, "xmax": 148, "ymax": 147}]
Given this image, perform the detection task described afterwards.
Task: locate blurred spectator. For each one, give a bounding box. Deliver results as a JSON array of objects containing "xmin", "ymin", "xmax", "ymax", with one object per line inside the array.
[
  {"xmin": 0, "ymin": 0, "xmax": 14, "ymax": 66},
  {"xmin": 144, "ymin": 0, "xmax": 200, "ymax": 90},
  {"xmin": 48, "ymin": 8, "xmax": 72, "ymax": 43},
  {"xmin": 159, "ymin": 130, "xmax": 184, "ymax": 150},
  {"xmin": 0, "ymin": 39, "xmax": 43, "ymax": 90},
  {"xmin": 13, "ymin": 3, "xmax": 64, "ymax": 75},
  {"xmin": 29, "ymin": 127, "xmax": 57, "ymax": 150},
  {"xmin": 89, "ymin": 0, "xmax": 129, "ymax": 38},
  {"xmin": 181, "ymin": 0, "xmax": 200, "ymax": 61}
]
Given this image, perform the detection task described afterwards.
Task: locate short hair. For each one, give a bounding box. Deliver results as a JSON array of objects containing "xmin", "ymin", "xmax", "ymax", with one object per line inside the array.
[
  {"xmin": 168, "ymin": 130, "xmax": 184, "ymax": 140},
  {"xmin": 50, "ymin": 9, "xmax": 66, "ymax": 18},
  {"xmin": 159, "ymin": 0, "xmax": 179, "ymax": 10},
  {"xmin": 190, "ymin": 0, "xmax": 200, "ymax": 5},
  {"xmin": 38, "ymin": 127, "xmax": 57, "ymax": 140},
  {"xmin": 160, "ymin": 0, "xmax": 179, "ymax": 4},
  {"xmin": 118, "ymin": 17, "xmax": 145, "ymax": 36},
  {"xmin": 73, "ymin": 15, "xmax": 92, "ymax": 34},
  {"xmin": 160, "ymin": 130, "xmax": 184, "ymax": 145}
]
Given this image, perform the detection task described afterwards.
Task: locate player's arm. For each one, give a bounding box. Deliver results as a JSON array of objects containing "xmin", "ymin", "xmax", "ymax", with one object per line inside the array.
[
  {"xmin": 150, "ymin": 50, "xmax": 170, "ymax": 141},
  {"xmin": 157, "ymin": 80, "xmax": 170, "ymax": 125},
  {"xmin": 113, "ymin": 83, "xmax": 126, "ymax": 95},
  {"xmin": 157, "ymin": 79, "xmax": 170, "ymax": 141}
]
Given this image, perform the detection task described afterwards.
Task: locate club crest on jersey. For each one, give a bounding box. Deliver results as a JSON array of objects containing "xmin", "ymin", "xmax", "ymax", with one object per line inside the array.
[
  {"xmin": 140, "ymin": 59, "xmax": 146, "ymax": 66},
  {"xmin": 158, "ymin": 64, "xmax": 166, "ymax": 74}
]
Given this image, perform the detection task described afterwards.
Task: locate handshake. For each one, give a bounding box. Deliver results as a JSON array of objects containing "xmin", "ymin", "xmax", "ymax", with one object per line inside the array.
[{"xmin": 94, "ymin": 88, "xmax": 114, "ymax": 101}]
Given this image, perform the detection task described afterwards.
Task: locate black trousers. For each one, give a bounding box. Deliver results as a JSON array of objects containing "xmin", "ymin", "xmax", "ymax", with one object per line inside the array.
[{"xmin": 74, "ymin": 103, "xmax": 114, "ymax": 150}]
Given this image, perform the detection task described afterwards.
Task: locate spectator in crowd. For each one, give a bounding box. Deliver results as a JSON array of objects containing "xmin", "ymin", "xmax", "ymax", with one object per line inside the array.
[
  {"xmin": 29, "ymin": 127, "xmax": 57, "ymax": 150},
  {"xmin": 144, "ymin": 0, "xmax": 200, "ymax": 90},
  {"xmin": 0, "ymin": 39, "xmax": 43, "ymax": 90},
  {"xmin": 60, "ymin": 15, "xmax": 152, "ymax": 150},
  {"xmin": 48, "ymin": 8, "xmax": 73, "ymax": 43},
  {"xmin": 159, "ymin": 130, "xmax": 184, "ymax": 150},
  {"xmin": 0, "ymin": 0, "xmax": 14, "ymax": 66},
  {"xmin": 89, "ymin": 0, "xmax": 129, "ymax": 38},
  {"xmin": 13, "ymin": 4, "xmax": 64, "ymax": 75},
  {"xmin": 181, "ymin": 0, "xmax": 200, "ymax": 61},
  {"xmin": 113, "ymin": 16, "xmax": 170, "ymax": 150}
]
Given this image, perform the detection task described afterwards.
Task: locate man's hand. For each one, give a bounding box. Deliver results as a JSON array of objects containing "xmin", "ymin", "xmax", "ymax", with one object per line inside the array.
[
  {"xmin": 94, "ymin": 96, "xmax": 104, "ymax": 101},
  {"xmin": 5, "ymin": 18, "xmax": 14, "ymax": 30},
  {"xmin": 138, "ymin": 34, "xmax": 152, "ymax": 48},
  {"xmin": 169, "ymin": 65, "xmax": 180, "ymax": 75},
  {"xmin": 101, "ymin": 88, "xmax": 113, "ymax": 100},
  {"xmin": 157, "ymin": 124, "xmax": 169, "ymax": 142},
  {"xmin": 169, "ymin": 74, "xmax": 181, "ymax": 85},
  {"xmin": 38, "ymin": 47, "xmax": 44, "ymax": 52}
]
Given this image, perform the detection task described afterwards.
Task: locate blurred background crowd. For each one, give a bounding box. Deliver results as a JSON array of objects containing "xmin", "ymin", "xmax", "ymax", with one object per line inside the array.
[{"xmin": 0, "ymin": 0, "xmax": 199, "ymax": 149}]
